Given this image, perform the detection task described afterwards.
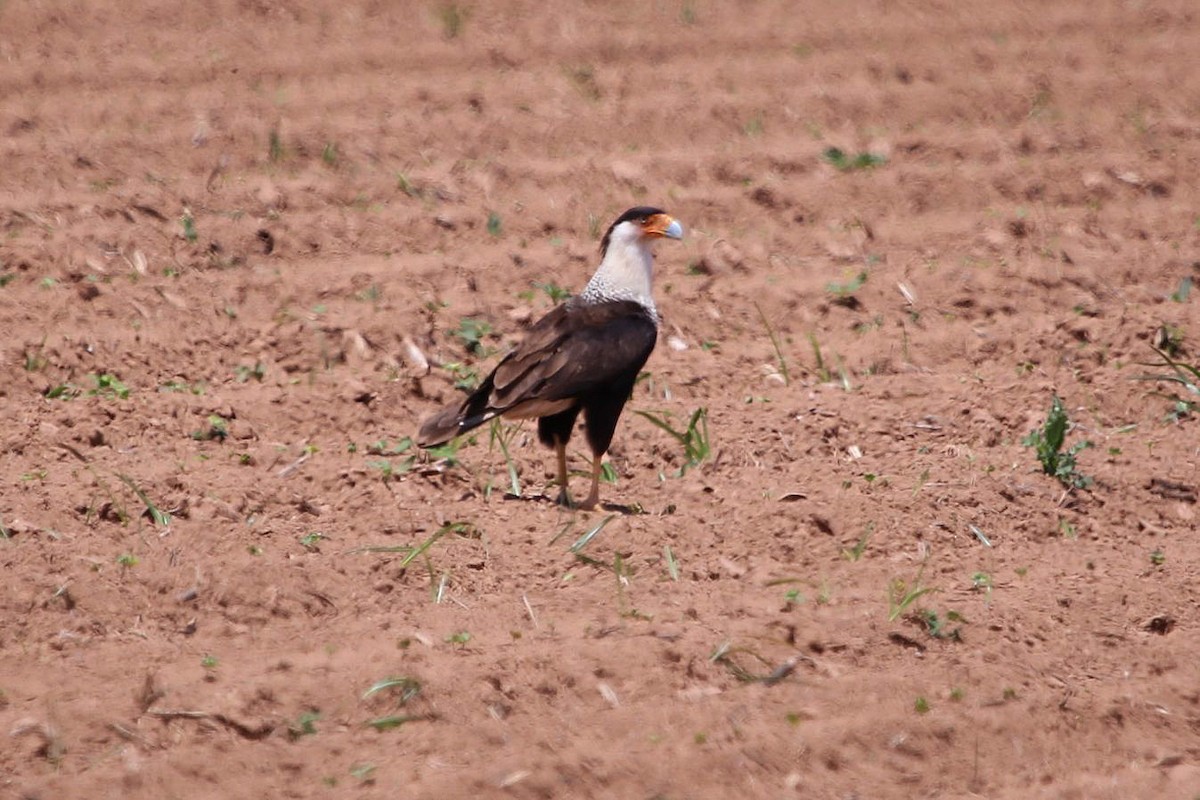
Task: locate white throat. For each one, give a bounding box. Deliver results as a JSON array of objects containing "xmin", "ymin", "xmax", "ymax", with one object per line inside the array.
[{"xmin": 579, "ymin": 232, "xmax": 657, "ymax": 316}]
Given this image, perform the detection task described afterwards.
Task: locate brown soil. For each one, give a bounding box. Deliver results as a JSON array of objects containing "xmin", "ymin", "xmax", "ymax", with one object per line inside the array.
[{"xmin": 3, "ymin": 1, "xmax": 1199, "ymax": 798}]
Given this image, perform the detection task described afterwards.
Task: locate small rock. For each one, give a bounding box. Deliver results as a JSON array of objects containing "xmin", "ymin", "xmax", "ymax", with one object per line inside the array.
[
  {"xmin": 255, "ymin": 179, "xmax": 283, "ymax": 210},
  {"xmin": 400, "ymin": 336, "xmax": 429, "ymax": 373},
  {"xmin": 3, "ymin": 518, "xmax": 38, "ymax": 535},
  {"xmin": 1081, "ymin": 171, "xmax": 1108, "ymax": 191},
  {"xmin": 228, "ymin": 420, "xmax": 256, "ymax": 440},
  {"xmin": 341, "ymin": 329, "xmax": 372, "ymax": 362},
  {"xmin": 507, "ymin": 306, "xmax": 533, "ymax": 325},
  {"xmin": 340, "ymin": 379, "xmax": 375, "ymax": 405},
  {"xmin": 706, "ymin": 239, "xmax": 745, "ymax": 273},
  {"xmin": 610, "ymin": 160, "xmax": 642, "ymax": 184},
  {"xmin": 979, "ymin": 229, "xmax": 1008, "ymax": 251},
  {"xmin": 718, "ymin": 557, "xmax": 746, "ymax": 577}
]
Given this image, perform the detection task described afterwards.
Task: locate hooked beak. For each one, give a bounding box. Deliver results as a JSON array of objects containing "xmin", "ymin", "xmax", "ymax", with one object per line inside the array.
[{"xmin": 645, "ymin": 213, "xmax": 684, "ymax": 241}]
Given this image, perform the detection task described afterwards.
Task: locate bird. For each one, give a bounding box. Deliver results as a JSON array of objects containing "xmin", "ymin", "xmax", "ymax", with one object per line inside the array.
[{"xmin": 417, "ymin": 206, "xmax": 684, "ymax": 509}]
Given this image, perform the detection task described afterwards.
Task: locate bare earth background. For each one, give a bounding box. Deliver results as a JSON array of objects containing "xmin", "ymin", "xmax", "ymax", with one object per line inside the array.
[{"xmin": 2, "ymin": 1, "xmax": 1199, "ymax": 798}]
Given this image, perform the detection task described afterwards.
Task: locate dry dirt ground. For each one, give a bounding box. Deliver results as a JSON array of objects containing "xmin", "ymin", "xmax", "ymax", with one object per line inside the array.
[{"xmin": 2, "ymin": 1, "xmax": 1200, "ymax": 798}]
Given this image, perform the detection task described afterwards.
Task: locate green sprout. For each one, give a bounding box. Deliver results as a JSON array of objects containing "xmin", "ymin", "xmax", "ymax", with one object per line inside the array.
[{"xmin": 1022, "ymin": 395, "xmax": 1092, "ymax": 489}]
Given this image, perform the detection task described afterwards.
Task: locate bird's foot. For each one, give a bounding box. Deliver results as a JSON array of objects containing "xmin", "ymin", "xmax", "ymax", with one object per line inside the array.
[
  {"xmin": 576, "ymin": 489, "xmax": 600, "ymax": 511},
  {"xmin": 554, "ymin": 487, "xmax": 599, "ymax": 511}
]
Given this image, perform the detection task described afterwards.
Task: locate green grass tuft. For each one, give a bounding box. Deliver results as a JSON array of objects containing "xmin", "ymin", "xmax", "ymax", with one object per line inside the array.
[
  {"xmin": 362, "ymin": 676, "xmax": 421, "ymax": 704},
  {"xmin": 486, "ymin": 211, "xmax": 503, "ymax": 238},
  {"xmin": 452, "ymin": 317, "xmax": 494, "ymax": 356},
  {"xmin": 842, "ymin": 523, "xmax": 873, "ymax": 561},
  {"xmin": 663, "ymin": 545, "xmax": 680, "ymax": 581},
  {"xmin": 116, "ymin": 473, "xmax": 171, "ymax": 526},
  {"xmin": 180, "ymin": 211, "xmax": 198, "ymax": 243},
  {"xmin": 634, "ymin": 407, "xmax": 710, "ymax": 475},
  {"xmin": 887, "ymin": 566, "xmax": 933, "ymax": 622},
  {"xmin": 534, "ymin": 281, "xmax": 571, "ymax": 304},
  {"xmin": 321, "ymin": 142, "xmax": 339, "ymax": 166},
  {"xmin": 268, "ymin": 128, "xmax": 284, "ymax": 162},
  {"xmin": 823, "ymin": 147, "xmax": 887, "ymax": 172},
  {"xmin": 288, "ymin": 710, "xmax": 320, "ymax": 739},
  {"xmin": 436, "ymin": 2, "xmax": 468, "ymax": 39},
  {"xmin": 88, "ymin": 373, "xmax": 129, "ymax": 400},
  {"xmin": 488, "ymin": 419, "xmax": 523, "ymax": 497},
  {"xmin": 754, "ymin": 302, "xmax": 790, "ymax": 386},
  {"xmin": 570, "ymin": 515, "xmax": 616, "ymax": 554},
  {"xmin": 1134, "ymin": 344, "xmax": 1199, "ymax": 422},
  {"xmin": 826, "ymin": 270, "xmax": 868, "ymax": 297},
  {"xmin": 1021, "ymin": 395, "xmax": 1092, "ymax": 489}
]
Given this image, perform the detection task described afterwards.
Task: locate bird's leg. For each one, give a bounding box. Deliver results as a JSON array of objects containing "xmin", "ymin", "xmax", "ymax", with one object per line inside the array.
[
  {"xmin": 554, "ymin": 438, "xmax": 572, "ymax": 507},
  {"xmin": 578, "ymin": 453, "xmax": 603, "ymax": 511}
]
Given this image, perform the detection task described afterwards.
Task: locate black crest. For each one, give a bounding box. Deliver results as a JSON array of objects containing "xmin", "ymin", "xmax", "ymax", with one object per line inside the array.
[{"xmin": 599, "ymin": 206, "xmax": 665, "ymax": 258}]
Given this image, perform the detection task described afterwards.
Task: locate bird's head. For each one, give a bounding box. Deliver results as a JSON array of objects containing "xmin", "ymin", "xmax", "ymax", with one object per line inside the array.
[
  {"xmin": 599, "ymin": 206, "xmax": 684, "ymax": 259},
  {"xmin": 583, "ymin": 206, "xmax": 683, "ymax": 312}
]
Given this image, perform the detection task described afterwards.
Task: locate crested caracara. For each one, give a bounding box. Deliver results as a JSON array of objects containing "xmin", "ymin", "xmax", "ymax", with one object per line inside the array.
[{"xmin": 417, "ymin": 206, "xmax": 684, "ymax": 509}]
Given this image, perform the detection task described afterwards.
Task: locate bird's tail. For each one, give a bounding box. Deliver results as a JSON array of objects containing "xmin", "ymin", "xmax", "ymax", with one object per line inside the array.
[
  {"xmin": 416, "ymin": 404, "xmax": 467, "ymax": 447},
  {"xmin": 416, "ymin": 376, "xmax": 497, "ymax": 448}
]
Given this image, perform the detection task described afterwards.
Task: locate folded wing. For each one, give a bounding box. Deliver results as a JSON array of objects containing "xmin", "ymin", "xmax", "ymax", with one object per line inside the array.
[{"xmin": 417, "ymin": 300, "xmax": 657, "ymax": 447}]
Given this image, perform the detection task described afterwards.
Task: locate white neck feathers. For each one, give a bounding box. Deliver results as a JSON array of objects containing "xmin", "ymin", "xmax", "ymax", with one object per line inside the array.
[{"xmin": 579, "ymin": 231, "xmax": 657, "ymax": 316}]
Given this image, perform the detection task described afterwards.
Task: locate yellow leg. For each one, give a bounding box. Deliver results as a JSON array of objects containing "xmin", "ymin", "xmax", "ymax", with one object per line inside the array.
[
  {"xmin": 554, "ymin": 439, "xmax": 572, "ymax": 507},
  {"xmin": 579, "ymin": 453, "xmax": 602, "ymax": 510}
]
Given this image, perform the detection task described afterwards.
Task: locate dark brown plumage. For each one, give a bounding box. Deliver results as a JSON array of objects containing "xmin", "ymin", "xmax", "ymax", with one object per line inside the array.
[{"xmin": 417, "ymin": 207, "xmax": 684, "ymax": 509}]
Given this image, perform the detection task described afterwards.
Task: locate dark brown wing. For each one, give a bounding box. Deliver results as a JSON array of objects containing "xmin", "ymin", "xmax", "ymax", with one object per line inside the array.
[
  {"xmin": 490, "ymin": 300, "xmax": 657, "ymax": 409},
  {"xmin": 417, "ymin": 300, "xmax": 657, "ymax": 447}
]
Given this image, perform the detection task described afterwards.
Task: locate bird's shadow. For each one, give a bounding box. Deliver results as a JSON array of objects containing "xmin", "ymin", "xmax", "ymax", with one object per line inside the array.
[
  {"xmin": 500, "ymin": 492, "xmax": 643, "ymax": 516},
  {"xmin": 594, "ymin": 501, "xmax": 643, "ymax": 516}
]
